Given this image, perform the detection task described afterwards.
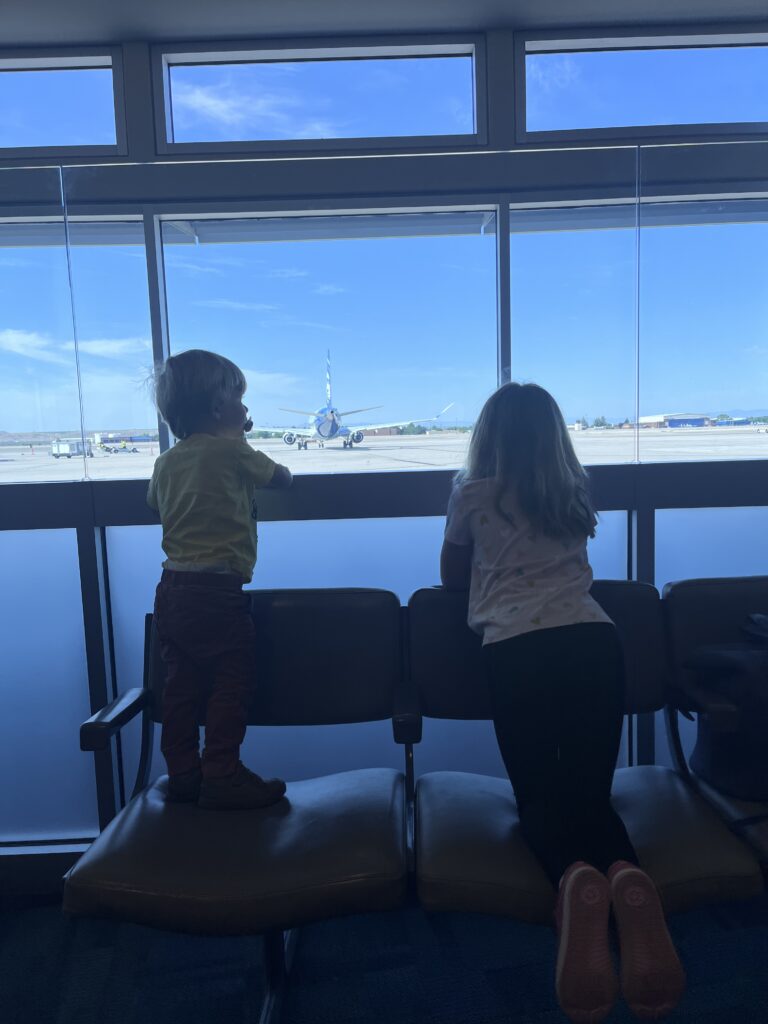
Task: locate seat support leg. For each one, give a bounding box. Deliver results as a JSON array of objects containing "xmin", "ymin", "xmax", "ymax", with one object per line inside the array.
[{"xmin": 257, "ymin": 927, "xmax": 299, "ymax": 1024}]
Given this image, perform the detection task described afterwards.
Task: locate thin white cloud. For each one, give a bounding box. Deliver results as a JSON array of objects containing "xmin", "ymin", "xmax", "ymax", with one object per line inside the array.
[
  {"xmin": 527, "ymin": 54, "xmax": 581, "ymax": 94},
  {"xmin": 268, "ymin": 268, "xmax": 309, "ymax": 279},
  {"xmin": 192, "ymin": 299, "xmax": 279, "ymax": 311},
  {"xmin": 163, "ymin": 259, "xmax": 224, "ymax": 276},
  {"xmin": 173, "ymin": 84, "xmax": 253, "ymax": 127},
  {"xmin": 257, "ymin": 318, "xmax": 341, "ymax": 333},
  {"xmin": 171, "ymin": 80, "xmax": 347, "ymax": 140},
  {"xmin": 62, "ymin": 337, "xmax": 152, "ymax": 359},
  {"xmin": 313, "ymin": 284, "xmax": 346, "ymax": 295},
  {"xmin": 0, "ymin": 329, "xmax": 69, "ymax": 365}
]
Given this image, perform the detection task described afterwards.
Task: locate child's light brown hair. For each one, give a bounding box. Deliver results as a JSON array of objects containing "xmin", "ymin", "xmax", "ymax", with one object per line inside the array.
[
  {"xmin": 457, "ymin": 382, "xmax": 596, "ymax": 541},
  {"xmin": 153, "ymin": 349, "xmax": 246, "ymax": 440}
]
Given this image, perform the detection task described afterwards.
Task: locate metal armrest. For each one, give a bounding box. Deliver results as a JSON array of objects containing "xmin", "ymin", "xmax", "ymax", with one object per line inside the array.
[
  {"xmin": 80, "ymin": 688, "xmax": 150, "ymax": 751},
  {"xmin": 392, "ymin": 710, "xmax": 422, "ymax": 745},
  {"xmin": 668, "ymin": 677, "xmax": 741, "ymax": 732}
]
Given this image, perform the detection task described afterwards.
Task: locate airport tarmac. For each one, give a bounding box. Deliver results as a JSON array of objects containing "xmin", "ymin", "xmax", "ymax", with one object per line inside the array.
[{"xmin": 1, "ymin": 427, "xmax": 767, "ymax": 483}]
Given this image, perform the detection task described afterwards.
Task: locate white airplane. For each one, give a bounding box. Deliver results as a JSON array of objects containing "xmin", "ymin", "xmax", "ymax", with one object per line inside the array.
[{"xmin": 266, "ymin": 352, "xmax": 453, "ymax": 450}]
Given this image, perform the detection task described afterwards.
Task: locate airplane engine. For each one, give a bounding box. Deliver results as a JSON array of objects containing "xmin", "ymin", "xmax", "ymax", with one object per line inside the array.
[
  {"xmin": 282, "ymin": 432, "xmax": 296, "ymax": 446},
  {"xmin": 351, "ymin": 431, "xmax": 364, "ymax": 445}
]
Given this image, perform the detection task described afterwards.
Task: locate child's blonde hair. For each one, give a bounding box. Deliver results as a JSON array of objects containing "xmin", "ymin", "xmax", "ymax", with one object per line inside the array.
[
  {"xmin": 153, "ymin": 349, "xmax": 246, "ymax": 440},
  {"xmin": 457, "ymin": 382, "xmax": 596, "ymax": 541}
]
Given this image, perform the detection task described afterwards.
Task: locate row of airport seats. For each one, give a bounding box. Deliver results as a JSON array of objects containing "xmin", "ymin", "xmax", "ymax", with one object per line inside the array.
[{"xmin": 63, "ymin": 578, "xmax": 768, "ymax": 1024}]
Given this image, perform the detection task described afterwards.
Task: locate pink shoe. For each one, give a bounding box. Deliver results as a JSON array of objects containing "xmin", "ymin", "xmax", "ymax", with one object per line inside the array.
[
  {"xmin": 608, "ymin": 861, "xmax": 686, "ymax": 1020},
  {"xmin": 555, "ymin": 862, "xmax": 618, "ymax": 1024}
]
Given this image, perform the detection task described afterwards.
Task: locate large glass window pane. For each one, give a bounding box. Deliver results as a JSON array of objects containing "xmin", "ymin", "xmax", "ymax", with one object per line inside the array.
[
  {"xmin": 0, "ymin": 168, "xmax": 85, "ymax": 482},
  {"xmin": 64, "ymin": 221, "xmax": 158, "ymax": 481},
  {"xmin": 168, "ymin": 55, "xmax": 474, "ymax": 143},
  {"xmin": 0, "ymin": 529, "xmax": 98, "ymax": 841},
  {"xmin": 510, "ymin": 204, "xmax": 638, "ymax": 465},
  {"xmin": 0, "ymin": 66, "xmax": 116, "ymax": 148},
  {"xmin": 526, "ymin": 45, "xmax": 768, "ymax": 132},
  {"xmin": 162, "ymin": 211, "xmax": 497, "ymax": 473},
  {"xmin": 639, "ymin": 199, "xmax": 768, "ymax": 462}
]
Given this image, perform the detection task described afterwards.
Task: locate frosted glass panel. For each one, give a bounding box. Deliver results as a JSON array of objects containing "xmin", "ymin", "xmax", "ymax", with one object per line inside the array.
[
  {"xmin": 656, "ymin": 507, "xmax": 768, "ymax": 591},
  {"xmin": 105, "ymin": 525, "xmax": 164, "ymax": 795},
  {"xmin": 589, "ymin": 511, "xmax": 627, "ymax": 580},
  {"xmin": 654, "ymin": 506, "xmax": 768, "ymax": 766},
  {"xmin": 107, "ymin": 514, "xmax": 631, "ymax": 787},
  {"xmin": 0, "ymin": 530, "xmax": 97, "ymax": 840}
]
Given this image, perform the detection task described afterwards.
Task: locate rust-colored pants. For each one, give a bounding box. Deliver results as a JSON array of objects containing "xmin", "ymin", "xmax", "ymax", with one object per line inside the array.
[{"xmin": 153, "ymin": 569, "xmax": 255, "ymax": 779}]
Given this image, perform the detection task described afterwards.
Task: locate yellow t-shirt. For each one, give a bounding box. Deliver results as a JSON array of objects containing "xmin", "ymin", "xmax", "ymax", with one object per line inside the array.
[{"xmin": 147, "ymin": 434, "xmax": 276, "ymax": 583}]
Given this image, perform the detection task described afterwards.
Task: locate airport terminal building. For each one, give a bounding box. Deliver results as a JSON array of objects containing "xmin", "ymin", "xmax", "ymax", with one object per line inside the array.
[{"xmin": 2, "ymin": 2, "xmax": 768, "ymax": 1023}]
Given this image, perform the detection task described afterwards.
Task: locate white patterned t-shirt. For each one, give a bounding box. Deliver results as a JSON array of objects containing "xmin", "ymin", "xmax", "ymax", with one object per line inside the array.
[{"xmin": 444, "ymin": 478, "xmax": 611, "ymax": 645}]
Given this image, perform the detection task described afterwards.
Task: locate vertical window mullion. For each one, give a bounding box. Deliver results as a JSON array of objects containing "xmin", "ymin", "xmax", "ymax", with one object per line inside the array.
[
  {"xmin": 142, "ymin": 211, "xmax": 172, "ymax": 451},
  {"xmin": 496, "ymin": 202, "xmax": 511, "ymax": 384}
]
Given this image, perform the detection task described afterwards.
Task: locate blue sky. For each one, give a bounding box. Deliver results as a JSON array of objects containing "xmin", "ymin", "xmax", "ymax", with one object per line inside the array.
[{"xmin": 1, "ymin": 50, "xmax": 767, "ymax": 434}]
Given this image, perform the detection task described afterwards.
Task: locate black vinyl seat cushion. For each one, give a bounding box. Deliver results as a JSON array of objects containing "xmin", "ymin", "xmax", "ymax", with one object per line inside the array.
[
  {"xmin": 689, "ymin": 774, "xmax": 768, "ymax": 866},
  {"xmin": 64, "ymin": 767, "xmax": 407, "ymax": 935},
  {"xmin": 416, "ymin": 765, "xmax": 763, "ymax": 923}
]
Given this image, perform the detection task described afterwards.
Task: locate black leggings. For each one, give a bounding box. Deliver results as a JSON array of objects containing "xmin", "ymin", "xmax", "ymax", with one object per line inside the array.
[{"xmin": 483, "ymin": 622, "xmax": 638, "ymax": 888}]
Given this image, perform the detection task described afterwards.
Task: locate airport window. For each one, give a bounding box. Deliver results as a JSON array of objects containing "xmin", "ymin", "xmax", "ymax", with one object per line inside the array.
[
  {"xmin": 525, "ymin": 38, "xmax": 768, "ymax": 134},
  {"xmin": 0, "ymin": 59, "xmax": 117, "ymax": 149},
  {"xmin": 509, "ymin": 204, "xmax": 638, "ymax": 465},
  {"xmin": 65, "ymin": 221, "xmax": 157, "ymax": 481},
  {"xmin": 161, "ymin": 210, "xmax": 497, "ymax": 474},
  {"xmin": 163, "ymin": 49, "xmax": 475, "ymax": 144},
  {"xmin": 0, "ymin": 218, "xmax": 86, "ymax": 482},
  {"xmin": 0, "ymin": 219, "xmax": 155, "ymax": 484},
  {"xmin": 639, "ymin": 199, "xmax": 768, "ymax": 463}
]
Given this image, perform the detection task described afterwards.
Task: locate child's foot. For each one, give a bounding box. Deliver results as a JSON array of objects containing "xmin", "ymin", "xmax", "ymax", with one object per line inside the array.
[
  {"xmin": 198, "ymin": 762, "xmax": 287, "ymax": 810},
  {"xmin": 555, "ymin": 862, "xmax": 618, "ymax": 1024},
  {"xmin": 165, "ymin": 766, "xmax": 202, "ymax": 803},
  {"xmin": 608, "ymin": 861, "xmax": 686, "ymax": 1020}
]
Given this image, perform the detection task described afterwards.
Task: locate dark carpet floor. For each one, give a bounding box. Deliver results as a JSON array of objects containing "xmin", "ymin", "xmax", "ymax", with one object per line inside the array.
[{"xmin": 2, "ymin": 895, "xmax": 767, "ymax": 1024}]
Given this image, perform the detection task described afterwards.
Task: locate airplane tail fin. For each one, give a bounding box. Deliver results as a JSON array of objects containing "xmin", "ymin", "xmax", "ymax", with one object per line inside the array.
[{"xmin": 326, "ymin": 349, "xmax": 332, "ymax": 407}]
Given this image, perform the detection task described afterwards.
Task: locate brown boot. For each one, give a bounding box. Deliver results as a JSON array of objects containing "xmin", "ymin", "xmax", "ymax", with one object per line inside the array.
[{"xmin": 198, "ymin": 762, "xmax": 287, "ymax": 810}]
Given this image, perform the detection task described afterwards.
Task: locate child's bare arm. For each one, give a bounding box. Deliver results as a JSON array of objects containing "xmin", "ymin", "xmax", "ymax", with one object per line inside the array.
[
  {"xmin": 440, "ymin": 539, "xmax": 472, "ymax": 590},
  {"xmin": 267, "ymin": 463, "xmax": 292, "ymax": 489}
]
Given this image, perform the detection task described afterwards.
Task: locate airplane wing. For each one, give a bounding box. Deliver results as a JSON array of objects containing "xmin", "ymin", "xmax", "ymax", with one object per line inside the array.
[
  {"xmin": 348, "ymin": 403, "xmax": 455, "ymax": 434},
  {"xmin": 337, "ymin": 405, "xmax": 383, "ymax": 417},
  {"xmin": 248, "ymin": 425, "xmax": 314, "ymax": 437}
]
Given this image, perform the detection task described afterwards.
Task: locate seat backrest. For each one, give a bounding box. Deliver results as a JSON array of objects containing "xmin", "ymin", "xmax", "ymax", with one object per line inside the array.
[
  {"xmin": 407, "ymin": 581, "xmax": 667, "ymax": 719},
  {"xmin": 663, "ymin": 576, "xmax": 768, "ymax": 673},
  {"xmin": 145, "ymin": 588, "xmax": 401, "ymax": 726}
]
